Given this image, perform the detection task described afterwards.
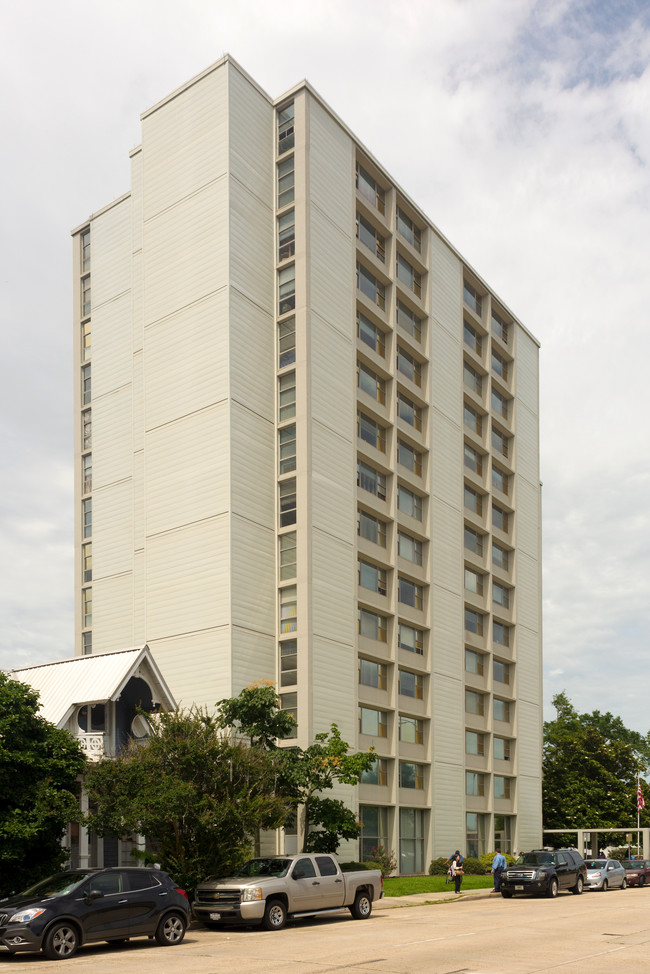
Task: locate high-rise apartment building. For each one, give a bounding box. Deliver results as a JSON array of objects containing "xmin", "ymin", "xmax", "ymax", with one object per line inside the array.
[{"xmin": 72, "ymin": 56, "xmax": 542, "ymax": 869}]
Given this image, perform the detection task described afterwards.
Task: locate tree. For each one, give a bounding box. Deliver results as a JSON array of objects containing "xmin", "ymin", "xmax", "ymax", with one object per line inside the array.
[
  {"xmin": 217, "ymin": 685, "xmax": 374, "ymax": 853},
  {"xmin": 543, "ymin": 692, "xmax": 650, "ymax": 839},
  {"xmin": 84, "ymin": 707, "xmax": 290, "ymax": 894},
  {"xmin": 0, "ymin": 673, "xmax": 87, "ymax": 896}
]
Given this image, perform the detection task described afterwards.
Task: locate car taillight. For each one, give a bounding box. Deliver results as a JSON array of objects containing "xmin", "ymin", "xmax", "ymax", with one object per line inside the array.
[{"xmin": 176, "ymin": 887, "xmax": 189, "ymax": 901}]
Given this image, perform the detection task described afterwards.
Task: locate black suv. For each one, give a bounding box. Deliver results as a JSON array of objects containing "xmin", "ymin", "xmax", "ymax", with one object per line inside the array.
[
  {"xmin": 500, "ymin": 849, "xmax": 586, "ymax": 898},
  {"xmin": 0, "ymin": 867, "xmax": 190, "ymax": 960}
]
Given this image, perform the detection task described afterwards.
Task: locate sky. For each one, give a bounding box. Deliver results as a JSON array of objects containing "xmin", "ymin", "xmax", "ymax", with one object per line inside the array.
[{"xmin": 1, "ymin": 0, "xmax": 649, "ymax": 731}]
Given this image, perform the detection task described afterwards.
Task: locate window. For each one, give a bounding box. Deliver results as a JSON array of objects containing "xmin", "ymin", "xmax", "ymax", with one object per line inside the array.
[
  {"xmin": 356, "ymin": 163, "xmax": 385, "ymax": 214},
  {"xmin": 81, "ymin": 275, "xmax": 91, "ymax": 317},
  {"xmin": 358, "ymin": 608, "xmax": 388, "ymax": 642},
  {"xmin": 82, "ymin": 454, "xmax": 92, "ymax": 494},
  {"xmin": 278, "ymin": 317, "xmax": 296, "ymax": 368},
  {"xmin": 398, "ymin": 531, "xmax": 423, "ymax": 565},
  {"xmin": 398, "ymin": 669, "xmax": 423, "ymax": 699},
  {"xmin": 398, "ymin": 577, "xmax": 423, "ymax": 610},
  {"xmin": 361, "ymin": 758, "xmax": 388, "ymax": 786},
  {"xmin": 359, "ymin": 706, "xmax": 388, "ymax": 737},
  {"xmin": 491, "ymin": 426, "xmax": 509, "ymax": 458},
  {"xmin": 397, "ymin": 440, "xmax": 422, "ymax": 476},
  {"xmin": 465, "ymin": 648, "xmax": 484, "ymax": 675},
  {"xmin": 464, "ymin": 485, "xmax": 483, "ymax": 516},
  {"xmin": 279, "ymin": 424, "xmax": 296, "ymax": 474},
  {"xmin": 399, "ymin": 715, "xmax": 424, "ymax": 744},
  {"xmin": 492, "ymin": 466, "xmax": 509, "ymax": 494},
  {"xmin": 466, "ymin": 731, "xmax": 485, "ymax": 756},
  {"xmin": 280, "ymin": 639, "xmax": 297, "ymax": 687},
  {"xmin": 464, "ymin": 526, "xmax": 484, "ymax": 556},
  {"xmin": 493, "ymin": 583, "xmax": 510, "ymax": 609},
  {"xmin": 464, "ymin": 444, "xmax": 483, "ymax": 475},
  {"xmin": 279, "ymin": 479, "xmax": 296, "ymax": 526},
  {"xmin": 280, "ymin": 692, "xmax": 297, "ymax": 738},
  {"xmin": 492, "ymin": 504, "xmax": 508, "ymax": 532},
  {"xmin": 360, "ymin": 805, "xmax": 389, "ymax": 861},
  {"xmin": 358, "ymin": 510, "xmax": 386, "ymax": 546},
  {"xmin": 465, "ymin": 608, "xmax": 483, "ymax": 636},
  {"xmin": 82, "ymin": 410, "xmax": 92, "ymax": 451},
  {"xmin": 398, "ymin": 623, "xmax": 424, "ymax": 655},
  {"xmin": 492, "ymin": 543, "xmax": 509, "ymax": 570},
  {"xmin": 82, "ymin": 587, "xmax": 92, "ymax": 628},
  {"xmin": 491, "ymin": 350, "xmax": 508, "ymax": 380},
  {"xmin": 357, "ymin": 262, "xmax": 385, "ymax": 310},
  {"xmin": 464, "ymin": 568, "xmax": 483, "ymax": 595},
  {"xmin": 359, "ymin": 560, "xmax": 387, "ymax": 595},
  {"xmin": 82, "ymin": 498, "xmax": 92, "ymax": 538},
  {"xmin": 82, "ymin": 631, "xmax": 92, "ymax": 655},
  {"xmin": 359, "ymin": 658, "xmax": 387, "ymax": 690},
  {"xmin": 278, "ymin": 265, "xmax": 296, "ymax": 315},
  {"xmin": 400, "ymin": 761, "xmax": 424, "ymax": 789},
  {"xmin": 358, "ymin": 362, "xmax": 385, "ymax": 404},
  {"xmin": 494, "ymin": 698, "xmax": 510, "ymax": 722},
  {"xmin": 396, "ymin": 253, "xmax": 421, "ymax": 298},
  {"xmin": 396, "ymin": 207, "xmax": 421, "ymax": 252},
  {"xmin": 397, "ymin": 485, "xmax": 422, "ymax": 520},
  {"xmin": 279, "ymin": 532, "xmax": 297, "ymax": 580},
  {"xmin": 491, "ymin": 387, "xmax": 508, "ymax": 418},
  {"xmin": 277, "ymin": 102, "xmax": 294, "ymax": 154},
  {"xmin": 466, "ymin": 771, "xmax": 484, "ymax": 796},
  {"xmin": 463, "ymin": 281, "xmax": 482, "ymax": 316},
  {"xmin": 466, "ymin": 812, "xmax": 488, "ymax": 859},
  {"xmin": 465, "ymin": 690, "xmax": 484, "ymax": 716},
  {"xmin": 400, "ymin": 808, "xmax": 425, "ymax": 873},
  {"xmin": 279, "ymin": 585, "xmax": 297, "ymax": 633},
  {"xmin": 396, "ymin": 300, "xmax": 422, "ymax": 341},
  {"xmin": 357, "ymin": 311, "xmax": 385, "ymax": 357},
  {"xmin": 494, "ymin": 776, "xmax": 511, "ymax": 799},
  {"xmin": 277, "ymin": 156, "xmax": 295, "ymax": 207},
  {"xmin": 81, "ymin": 229, "xmax": 90, "ymax": 272},
  {"xmin": 82, "ymin": 364, "xmax": 91, "ymax": 405},
  {"xmin": 491, "ymin": 310, "xmax": 509, "ymax": 344},
  {"xmin": 82, "ymin": 320, "xmax": 91, "ymax": 361},
  {"xmin": 493, "ymin": 621, "xmax": 510, "ymax": 647},
  {"xmin": 464, "ymin": 404, "xmax": 482, "ymax": 436},
  {"xmin": 357, "ymin": 213, "xmax": 385, "ymax": 262},
  {"xmin": 493, "ymin": 737, "xmax": 511, "ymax": 761},
  {"xmin": 278, "ymin": 209, "xmax": 295, "ymax": 261},
  {"xmin": 82, "ymin": 543, "xmax": 92, "ymax": 583},
  {"xmin": 357, "ymin": 460, "xmax": 386, "ymax": 500},
  {"xmin": 278, "ymin": 371, "xmax": 296, "ymax": 422},
  {"xmin": 464, "ymin": 361, "xmax": 482, "ymax": 394},
  {"xmin": 463, "ymin": 319, "xmax": 482, "ymax": 355},
  {"xmin": 493, "ymin": 659, "xmax": 510, "ymax": 684},
  {"xmin": 396, "ymin": 346, "xmax": 421, "ymax": 386},
  {"xmin": 397, "ymin": 392, "xmax": 422, "ymax": 430}
]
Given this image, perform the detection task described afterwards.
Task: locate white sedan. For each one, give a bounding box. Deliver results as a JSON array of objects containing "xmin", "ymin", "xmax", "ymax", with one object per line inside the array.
[{"xmin": 584, "ymin": 859, "xmax": 627, "ymax": 891}]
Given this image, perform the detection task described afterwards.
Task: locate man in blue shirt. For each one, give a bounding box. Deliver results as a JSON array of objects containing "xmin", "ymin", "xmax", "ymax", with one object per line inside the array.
[{"xmin": 492, "ymin": 848, "xmax": 507, "ymax": 891}]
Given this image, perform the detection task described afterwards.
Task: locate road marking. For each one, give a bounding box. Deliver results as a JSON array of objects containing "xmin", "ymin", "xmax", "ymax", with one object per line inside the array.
[{"xmin": 392, "ymin": 931, "xmax": 477, "ymax": 947}]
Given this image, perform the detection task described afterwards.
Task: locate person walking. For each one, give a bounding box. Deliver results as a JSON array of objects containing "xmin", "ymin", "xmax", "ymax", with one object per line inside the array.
[
  {"xmin": 451, "ymin": 852, "xmax": 464, "ymax": 894},
  {"xmin": 491, "ymin": 848, "xmax": 507, "ymax": 892}
]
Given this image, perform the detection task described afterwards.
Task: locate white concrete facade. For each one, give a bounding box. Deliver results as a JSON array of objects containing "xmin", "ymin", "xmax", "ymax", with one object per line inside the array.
[{"xmin": 72, "ymin": 56, "xmax": 542, "ymax": 871}]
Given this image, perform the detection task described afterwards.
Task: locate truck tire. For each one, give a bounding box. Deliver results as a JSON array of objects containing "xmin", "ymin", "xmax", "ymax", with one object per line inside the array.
[
  {"xmin": 349, "ymin": 890, "xmax": 372, "ymax": 919},
  {"xmin": 500, "ymin": 890, "xmax": 513, "ymax": 898},
  {"xmin": 571, "ymin": 876, "xmax": 584, "ymax": 895},
  {"xmin": 262, "ymin": 899, "xmax": 287, "ymax": 931},
  {"xmin": 546, "ymin": 878, "xmax": 559, "ymax": 898},
  {"xmin": 638, "ymin": 876, "xmax": 645, "ymax": 887}
]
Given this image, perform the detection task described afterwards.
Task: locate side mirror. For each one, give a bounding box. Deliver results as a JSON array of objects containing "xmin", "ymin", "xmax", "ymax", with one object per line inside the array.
[
  {"xmin": 292, "ymin": 870, "xmax": 304, "ymax": 880},
  {"xmin": 86, "ymin": 889, "xmax": 104, "ymax": 902}
]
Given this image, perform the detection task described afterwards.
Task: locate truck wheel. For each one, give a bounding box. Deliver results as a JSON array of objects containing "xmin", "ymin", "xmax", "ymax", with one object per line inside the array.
[
  {"xmin": 350, "ymin": 890, "xmax": 372, "ymax": 919},
  {"xmin": 500, "ymin": 890, "xmax": 513, "ymax": 898},
  {"xmin": 571, "ymin": 876, "xmax": 584, "ymax": 895},
  {"xmin": 43, "ymin": 923, "xmax": 79, "ymax": 960},
  {"xmin": 546, "ymin": 878, "xmax": 559, "ymax": 898},
  {"xmin": 155, "ymin": 912, "xmax": 186, "ymax": 945},
  {"xmin": 262, "ymin": 899, "xmax": 287, "ymax": 931},
  {"xmin": 638, "ymin": 876, "xmax": 645, "ymax": 888}
]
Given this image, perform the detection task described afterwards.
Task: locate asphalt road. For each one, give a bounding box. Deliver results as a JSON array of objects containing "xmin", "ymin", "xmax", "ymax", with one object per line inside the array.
[{"xmin": 3, "ymin": 885, "xmax": 650, "ymax": 972}]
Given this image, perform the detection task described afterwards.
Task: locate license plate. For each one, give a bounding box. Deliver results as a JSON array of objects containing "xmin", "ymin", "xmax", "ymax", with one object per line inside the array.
[
  {"xmin": 515, "ymin": 885, "xmax": 524, "ymax": 891},
  {"xmin": 209, "ymin": 913, "xmax": 221, "ymax": 920}
]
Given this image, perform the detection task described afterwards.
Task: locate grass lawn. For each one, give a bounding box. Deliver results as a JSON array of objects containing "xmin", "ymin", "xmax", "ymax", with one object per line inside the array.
[{"xmin": 383, "ymin": 874, "xmax": 494, "ymax": 896}]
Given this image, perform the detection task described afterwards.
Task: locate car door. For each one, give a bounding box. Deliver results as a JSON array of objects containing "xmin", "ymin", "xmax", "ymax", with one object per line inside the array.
[
  {"xmin": 314, "ymin": 856, "xmax": 346, "ymax": 908},
  {"xmin": 555, "ymin": 853, "xmax": 572, "ymax": 890},
  {"xmin": 121, "ymin": 869, "xmax": 166, "ymax": 934},
  {"xmin": 76, "ymin": 871, "xmax": 132, "ymax": 942},
  {"xmin": 289, "ymin": 857, "xmax": 322, "ymax": 911}
]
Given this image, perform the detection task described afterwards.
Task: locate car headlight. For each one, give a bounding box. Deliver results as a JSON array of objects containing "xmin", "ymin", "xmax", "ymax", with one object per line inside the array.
[
  {"xmin": 241, "ymin": 887, "xmax": 262, "ymax": 902},
  {"xmin": 8, "ymin": 908, "xmax": 46, "ymax": 923}
]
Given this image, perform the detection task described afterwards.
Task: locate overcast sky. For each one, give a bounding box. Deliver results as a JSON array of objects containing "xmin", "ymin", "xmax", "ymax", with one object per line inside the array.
[{"xmin": 1, "ymin": 0, "xmax": 649, "ymax": 731}]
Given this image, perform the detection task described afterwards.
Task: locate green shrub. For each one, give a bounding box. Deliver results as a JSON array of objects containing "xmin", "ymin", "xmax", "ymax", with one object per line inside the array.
[
  {"xmin": 428, "ymin": 857, "xmax": 449, "ymax": 875},
  {"xmin": 367, "ymin": 845, "xmax": 397, "ymax": 877},
  {"xmin": 460, "ymin": 856, "xmax": 485, "ymax": 875}
]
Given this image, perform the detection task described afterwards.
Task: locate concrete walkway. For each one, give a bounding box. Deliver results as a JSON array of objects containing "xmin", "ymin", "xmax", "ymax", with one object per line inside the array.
[{"xmin": 376, "ymin": 884, "xmax": 497, "ymax": 909}]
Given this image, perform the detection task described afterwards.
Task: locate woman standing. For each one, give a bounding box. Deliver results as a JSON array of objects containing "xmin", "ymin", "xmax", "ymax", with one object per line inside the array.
[{"xmin": 450, "ymin": 852, "xmax": 463, "ymax": 894}]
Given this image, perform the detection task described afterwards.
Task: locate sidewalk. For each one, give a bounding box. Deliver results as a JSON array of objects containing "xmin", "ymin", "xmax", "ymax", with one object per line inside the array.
[{"xmin": 375, "ymin": 885, "xmax": 497, "ymax": 910}]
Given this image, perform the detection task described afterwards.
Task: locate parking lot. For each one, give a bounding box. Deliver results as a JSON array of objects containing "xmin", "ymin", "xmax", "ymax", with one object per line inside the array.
[{"xmin": 3, "ymin": 885, "xmax": 650, "ymax": 973}]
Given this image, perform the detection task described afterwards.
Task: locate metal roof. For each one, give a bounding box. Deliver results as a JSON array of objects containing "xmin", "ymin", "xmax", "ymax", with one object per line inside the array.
[{"xmin": 11, "ymin": 645, "xmax": 176, "ymax": 727}]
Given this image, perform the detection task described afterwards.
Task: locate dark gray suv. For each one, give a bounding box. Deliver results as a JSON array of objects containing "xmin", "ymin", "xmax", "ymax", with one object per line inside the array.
[{"xmin": 500, "ymin": 849, "xmax": 586, "ymax": 898}]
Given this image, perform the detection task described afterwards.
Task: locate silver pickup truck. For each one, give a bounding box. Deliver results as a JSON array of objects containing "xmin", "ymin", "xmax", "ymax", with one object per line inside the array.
[{"xmin": 192, "ymin": 853, "xmax": 383, "ymax": 930}]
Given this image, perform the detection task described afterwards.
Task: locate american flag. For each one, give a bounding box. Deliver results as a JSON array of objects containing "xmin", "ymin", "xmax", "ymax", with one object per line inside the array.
[{"xmin": 638, "ymin": 781, "xmax": 645, "ymax": 813}]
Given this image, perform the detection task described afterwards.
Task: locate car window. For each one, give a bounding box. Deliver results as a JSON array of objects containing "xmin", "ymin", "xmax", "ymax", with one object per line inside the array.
[
  {"xmin": 234, "ymin": 858, "xmax": 292, "ymax": 878},
  {"xmin": 293, "ymin": 858, "xmax": 316, "ymax": 879},
  {"xmin": 315, "ymin": 856, "xmax": 338, "ymax": 877},
  {"xmin": 124, "ymin": 869, "xmax": 160, "ymax": 892},
  {"xmin": 585, "ymin": 860, "xmax": 605, "ymax": 868},
  {"xmin": 556, "ymin": 853, "xmax": 569, "ymax": 866},
  {"xmin": 89, "ymin": 872, "xmax": 122, "ymax": 895}
]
